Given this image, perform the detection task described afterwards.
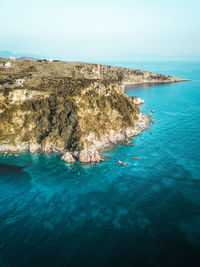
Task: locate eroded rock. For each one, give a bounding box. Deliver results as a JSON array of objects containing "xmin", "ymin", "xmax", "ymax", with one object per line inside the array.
[{"xmin": 79, "ymin": 150, "xmax": 102, "ymax": 163}]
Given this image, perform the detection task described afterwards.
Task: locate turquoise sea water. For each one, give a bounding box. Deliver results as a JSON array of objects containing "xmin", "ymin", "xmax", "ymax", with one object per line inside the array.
[{"xmin": 0, "ymin": 61, "xmax": 200, "ymax": 267}]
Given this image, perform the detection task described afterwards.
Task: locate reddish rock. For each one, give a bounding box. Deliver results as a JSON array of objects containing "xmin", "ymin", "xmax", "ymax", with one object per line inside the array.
[
  {"xmin": 117, "ymin": 160, "xmax": 127, "ymax": 166},
  {"xmin": 79, "ymin": 150, "xmax": 90, "ymax": 162},
  {"xmin": 79, "ymin": 150, "xmax": 103, "ymax": 163},
  {"xmin": 133, "ymin": 157, "xmax": 139, "ymax": 159}
]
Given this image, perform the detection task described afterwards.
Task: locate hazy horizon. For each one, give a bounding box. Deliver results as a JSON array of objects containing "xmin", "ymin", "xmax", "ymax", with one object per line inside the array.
[{"xmin": 1, "ymin": 0, "xmax": 200, "ymax": 61}]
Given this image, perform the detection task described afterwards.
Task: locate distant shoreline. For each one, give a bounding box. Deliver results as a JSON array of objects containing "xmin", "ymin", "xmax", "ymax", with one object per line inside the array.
[{"xmin": 124, "ymin": 79, "xmax": 190, "ymax": 89}]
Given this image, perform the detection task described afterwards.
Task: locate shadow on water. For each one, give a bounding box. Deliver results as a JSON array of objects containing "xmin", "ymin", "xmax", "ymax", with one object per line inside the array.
[
  {"xmin": 0, "ymin": 163, "xmax": 31, "ymax": 183},
  {"xmin": 0, "ymin": 163, "xmax": 24, "ymax": 174}
]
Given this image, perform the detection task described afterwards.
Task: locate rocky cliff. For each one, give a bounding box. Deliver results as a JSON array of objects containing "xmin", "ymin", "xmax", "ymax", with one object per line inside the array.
[{"xmin": 0, "ymin": 58, "xmax": 187, "ymax": 162}]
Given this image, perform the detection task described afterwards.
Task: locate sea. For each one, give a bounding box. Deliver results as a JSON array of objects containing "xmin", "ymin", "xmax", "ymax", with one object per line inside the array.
[{"xmin": 0, "ymin": 61, "xmax": 200, "ymax": 267}]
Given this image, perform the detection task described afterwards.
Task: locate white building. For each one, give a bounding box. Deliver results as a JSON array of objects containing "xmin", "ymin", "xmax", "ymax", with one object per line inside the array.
[
  {"xmin": 15, "ymin": 79, "xmax": 25, "ymax": 86},
  {"xmin": 48, "ymin": 58, "xmax": 53, "ymax": 62},
  {"xmin": 10, "ymin": 56, "xmax": 16, "ymax": 61},
  {"xmin": 4, "ymin": 62, "xmax": 11, "ymax": 68}
]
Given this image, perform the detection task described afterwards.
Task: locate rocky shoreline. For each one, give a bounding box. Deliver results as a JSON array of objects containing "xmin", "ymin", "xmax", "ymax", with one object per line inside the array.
[
  {"xmin": 56, "ymin": 112, "xmax": 150, "ymax": 163},
  {"xmin": 0, "ymin": 111, "xmax": 151, "ymax": 163}
]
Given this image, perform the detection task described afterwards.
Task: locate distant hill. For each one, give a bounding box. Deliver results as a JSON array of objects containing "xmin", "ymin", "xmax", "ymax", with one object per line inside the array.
[
  {"xmin": 0, "ymin": 50, "xmax": 47, "ymax": 60},
  {"xmin": 18, "ymin": 57, "xmax": 39, "ymax": 62}
]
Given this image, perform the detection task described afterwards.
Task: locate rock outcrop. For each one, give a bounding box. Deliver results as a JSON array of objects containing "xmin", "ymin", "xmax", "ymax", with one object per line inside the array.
[
  {"xmin": 61, "ymin": 152, "xmax": 76, "ymax": 163},
  {"xmin": 79, "ymin": 150, "xmax": 103, "ymax": 163},
  {"xmin": 0, "ymin": 57, "xmax": 188, "ymax": 162},
  {"xmin": 131, "ymin": 97, "xmax": 145, "ymax": 105}
]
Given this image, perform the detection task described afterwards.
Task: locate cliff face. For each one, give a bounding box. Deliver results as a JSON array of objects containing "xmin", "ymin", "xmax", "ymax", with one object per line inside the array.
[{"xmin": 0, "ymin": 58, "xmax": 186, "ymax": 161}]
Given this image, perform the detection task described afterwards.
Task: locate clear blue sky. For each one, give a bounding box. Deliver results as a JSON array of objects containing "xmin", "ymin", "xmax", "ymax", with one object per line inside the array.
[{"xmin": 1, "ymin": 0, "xmax": 200, "ymax": 60}]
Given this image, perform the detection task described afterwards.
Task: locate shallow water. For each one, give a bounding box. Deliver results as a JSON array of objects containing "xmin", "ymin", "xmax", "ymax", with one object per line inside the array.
[{"xmin": 0, "ymin": 61, "xmax": 200, "ymax": 267}]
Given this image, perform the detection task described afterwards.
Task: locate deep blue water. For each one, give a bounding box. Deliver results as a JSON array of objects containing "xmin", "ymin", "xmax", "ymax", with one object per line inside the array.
[{"xmin": 0, "ymin": 61, "xmax": 200, "ymax": 267}]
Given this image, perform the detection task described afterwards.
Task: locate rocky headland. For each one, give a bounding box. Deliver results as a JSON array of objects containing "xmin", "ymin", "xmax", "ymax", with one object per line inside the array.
[{"xmin": 0, "ymin": 58, "xmax": 188, "ymax": 162}]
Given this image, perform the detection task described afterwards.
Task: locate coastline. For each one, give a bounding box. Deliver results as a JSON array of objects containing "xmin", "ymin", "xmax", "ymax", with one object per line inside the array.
[
  {"xmin": 124, "ymin": 79, "xmax": 191, "ymax": 89},
  {"xmin": 84, "ymin": 113, "xmax": 150, "ymax": 153},
  {"xmin": 0, "ymin": 112, "xmax": 151, "ymax": 163},
  {"xmin": 72, "ymin": 113, "xmax": 150, "ymax": 163}
]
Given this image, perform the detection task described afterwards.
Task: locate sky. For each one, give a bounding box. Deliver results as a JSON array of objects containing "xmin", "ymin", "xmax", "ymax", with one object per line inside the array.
[{"xmin": 0, "ymin": 0, "xmax": 200, "ymax": 61}]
